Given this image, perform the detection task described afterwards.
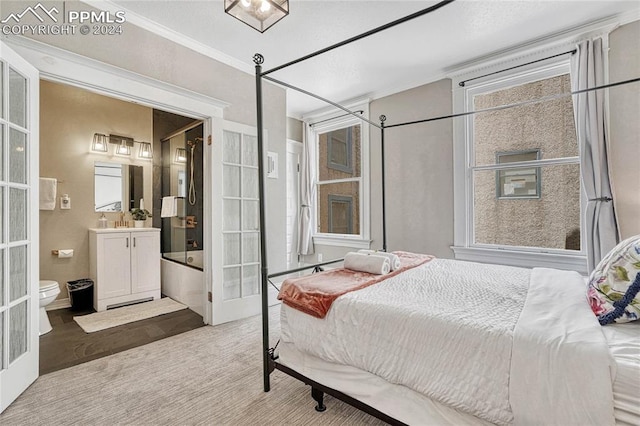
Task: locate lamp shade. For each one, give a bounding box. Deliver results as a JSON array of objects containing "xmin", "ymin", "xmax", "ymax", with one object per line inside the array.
[
  {"xmin": 92, "ymin": 133, "xmax": 109, "ymax": 153},
  {"xmin": 175, "ymin": 148, "xmax": 187, "ymax": 163},
  {"xmin": 225, "ymin": 0, "xmax": 289, "ymax": 33},
  {"xmin": 116, "ymin": 142, "xmax": 131, "ymax": 156},
  {"xmin": 138, "ymin": 142, "xmax": 153, "ymax": 159}
]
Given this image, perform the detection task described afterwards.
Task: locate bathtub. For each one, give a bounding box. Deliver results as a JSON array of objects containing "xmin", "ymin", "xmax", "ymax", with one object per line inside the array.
[
  {"xmin": 161, "ymin": 251, "xmax": 204, "ymax": 317},
  {"xmin": 163, "ymin": 250, "xmax": 204, "ymax": 269}
]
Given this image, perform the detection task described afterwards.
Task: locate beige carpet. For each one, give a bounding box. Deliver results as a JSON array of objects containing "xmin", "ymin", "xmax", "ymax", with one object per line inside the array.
[
  {"xmin": 74, "ymin": 298, "xmax": 187, "ymax": 333},
  {"xmin": 1, "ymin": 305, "xmax": 385, "ymax": 425}
]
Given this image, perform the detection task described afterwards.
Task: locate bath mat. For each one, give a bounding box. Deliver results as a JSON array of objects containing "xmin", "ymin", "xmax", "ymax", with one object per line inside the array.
[{"xmin": 74, "ymin": 298, "xmax": 188, "ymax": 333}]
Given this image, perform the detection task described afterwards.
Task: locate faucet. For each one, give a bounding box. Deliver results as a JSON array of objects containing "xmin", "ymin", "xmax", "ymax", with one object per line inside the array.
[{"xmin": 187, "ymin": 239, "xmax": 199, "ymax": 249}]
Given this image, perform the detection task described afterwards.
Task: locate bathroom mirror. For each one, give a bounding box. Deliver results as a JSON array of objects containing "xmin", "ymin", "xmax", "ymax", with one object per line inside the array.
[{"xmin": 94, "ymin": 162, "xmax": 144, "ymax": 212}]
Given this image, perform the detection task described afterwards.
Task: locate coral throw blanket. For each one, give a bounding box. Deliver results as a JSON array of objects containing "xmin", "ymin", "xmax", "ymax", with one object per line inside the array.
[{"xmin": 278, "ymin": 251, "xmax": 434, "ymax": 318}]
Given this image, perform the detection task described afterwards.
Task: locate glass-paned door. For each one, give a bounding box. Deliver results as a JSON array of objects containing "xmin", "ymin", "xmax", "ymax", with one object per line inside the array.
[
  {"xmin": 212, "ymin": 121, "xmax": 262, "ymax": 324},
  {"xmin": 0, "ymin": 42, "xmax": 39, "ymax": 413}
]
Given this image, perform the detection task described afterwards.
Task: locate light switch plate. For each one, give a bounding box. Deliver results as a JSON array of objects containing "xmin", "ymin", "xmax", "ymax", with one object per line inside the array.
[
  {"xmin": 60, "ymin": 195, "xmax": 71, "ymax": 210},
  {"xmin": 267, "ymin": 151, "xmax": 278, "ymax": 179}
]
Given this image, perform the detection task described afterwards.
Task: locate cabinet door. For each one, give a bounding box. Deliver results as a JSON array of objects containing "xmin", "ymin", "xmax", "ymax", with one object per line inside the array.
[
  {"xmin": 98, "ymin": 233, "xmax": 131, "ymax": 299},
  {"xmin": 131, "ymin": 232, "xmax": 160, "ymax": 294}
]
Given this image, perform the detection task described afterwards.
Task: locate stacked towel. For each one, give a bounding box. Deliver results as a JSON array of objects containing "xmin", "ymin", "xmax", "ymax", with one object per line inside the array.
[
  {"xmin": 39, "ymin": 178, "xmax": 57, "ymax": 210},
  {"xmin": 344, "ymin": 252, "xmax": 390, "ymax": 275},
  {"xmin": 358, "ymin": 249, "xmax": 401, "ymax": 271},
  {"xmin": 161, "ymin": 196, "xmax": 177, "ymax": 218}
]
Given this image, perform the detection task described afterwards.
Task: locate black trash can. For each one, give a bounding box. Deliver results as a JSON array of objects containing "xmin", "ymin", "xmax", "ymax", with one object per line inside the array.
[{"xmin": 67, "ymin": 278, "xmax": 94, "ymax": 311}]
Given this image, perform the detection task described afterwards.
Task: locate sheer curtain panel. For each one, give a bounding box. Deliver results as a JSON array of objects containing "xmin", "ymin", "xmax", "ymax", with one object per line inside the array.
[{"xmin": 571, "ymin": 37, "xmax": 619, "ymax": 272}]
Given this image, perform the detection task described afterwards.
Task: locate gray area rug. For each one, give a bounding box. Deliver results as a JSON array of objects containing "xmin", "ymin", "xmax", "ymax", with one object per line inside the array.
[{"xmin": 1, "ymin": 306, "xmax": 384, "ymax": 425}]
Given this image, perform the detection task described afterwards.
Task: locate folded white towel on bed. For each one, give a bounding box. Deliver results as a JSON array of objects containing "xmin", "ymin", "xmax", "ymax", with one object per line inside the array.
[
  {"xmin": 39, "ymin": 178, "xmax": 57, "ymax": 210},
  {"xmin": 344, "ymin": 252, "xmax": 390, "ymax": 275},
  {"xmin": 358, "ymin": 249, "xmax": 401, "ymax": 271}
]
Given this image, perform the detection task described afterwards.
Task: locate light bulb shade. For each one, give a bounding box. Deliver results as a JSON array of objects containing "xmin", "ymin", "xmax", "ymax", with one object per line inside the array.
[
  {"xmin": 109, "ymin": 134, "xmax": 134, "ymax": 156},
  {"xmin": 224, "ymin": 0, "xmax": 289, "ymax": 33},
  {"xmin": 116, "ymin": 143, "xmax": 131, "ymax": 156},
  {"xmin": 175, "ymin": 148, "xmax": 187, "ymax": 163},
  {"xmin": 138, "ymin": 142, "xmax": 153, "ymax": 159},
  {"xmin": 92, "ymin": 133, "xmax": 109, "ymax": 153}
]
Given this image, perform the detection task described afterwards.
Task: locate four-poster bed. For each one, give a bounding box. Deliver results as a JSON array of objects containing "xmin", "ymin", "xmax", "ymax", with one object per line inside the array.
[{"xmin": 253, "ymin": 1, "xmax": 640, "ymax": 425}]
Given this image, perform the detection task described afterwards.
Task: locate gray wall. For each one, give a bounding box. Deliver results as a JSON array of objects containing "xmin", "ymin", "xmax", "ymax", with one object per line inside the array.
[
  {"xmin": 5, "ymin": 0, "xmax": 288, "ymax": 274},
  {"xmin": 370, "ymin": 79, "xmax": 454, "ymax": 258},
  {"xmin": 609, "ymin": 20, "xmax": 640, "ymax": 239}
]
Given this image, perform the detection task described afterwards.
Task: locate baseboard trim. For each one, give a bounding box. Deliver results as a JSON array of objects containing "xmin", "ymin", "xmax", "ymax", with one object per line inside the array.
[{"xmin": 47, "ymin": 298, "xmax": 71, "ymax": 311}]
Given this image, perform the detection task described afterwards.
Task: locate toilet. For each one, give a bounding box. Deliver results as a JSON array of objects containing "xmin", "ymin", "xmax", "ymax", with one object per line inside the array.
[{"xmin": 39, "ymin": 280, "xmax": 60, "ymax": 335}]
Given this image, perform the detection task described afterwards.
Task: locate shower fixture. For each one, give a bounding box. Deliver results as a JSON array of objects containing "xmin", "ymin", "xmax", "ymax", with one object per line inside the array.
[{"xmin": 186, "ymin": 137, "xmax": 203, "ymax": 206}]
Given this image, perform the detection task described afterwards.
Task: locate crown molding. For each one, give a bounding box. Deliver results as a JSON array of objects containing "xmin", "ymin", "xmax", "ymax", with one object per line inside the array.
[
  {"xmin": 447, "ymin": 9, "xmax": 639, "ymax": 81},
  {"xmin": 82, "ymin": 0, "xmax": 254, "ymax": 75},
  {"xmin": 3, "ymin": 35, "xmax": 230, "ymax": 115}
]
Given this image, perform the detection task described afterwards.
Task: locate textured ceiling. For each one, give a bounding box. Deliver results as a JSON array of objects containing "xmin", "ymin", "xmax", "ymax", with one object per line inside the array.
[{"xmin": 108, "ymin": 0, "xmax": 640, "ymax": 116}]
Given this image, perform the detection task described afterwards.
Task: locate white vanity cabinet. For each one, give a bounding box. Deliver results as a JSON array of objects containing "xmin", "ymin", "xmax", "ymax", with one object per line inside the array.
[{"xmin": 89, "ymin": 228, "xmax": 161, "ymax": 311}]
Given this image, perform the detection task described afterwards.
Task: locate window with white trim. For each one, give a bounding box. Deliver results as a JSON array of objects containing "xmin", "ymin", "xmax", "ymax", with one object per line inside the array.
[
  {"xmin": 309, "ymin": 105, "xmax": 370, "ymax": 248},
  {"xmin": 453, "ymin": 59, "xmax": 586, "ymax": 272}
]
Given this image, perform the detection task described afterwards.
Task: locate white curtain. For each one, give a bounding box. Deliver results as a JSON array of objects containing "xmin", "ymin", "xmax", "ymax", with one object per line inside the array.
[
  {"xmin": 297, "ymin": 122, "xmax": 315, "ymax": 256},
  {"xmin": 571, "ymin": 37, "xmax": 619, "ymax": 272}
]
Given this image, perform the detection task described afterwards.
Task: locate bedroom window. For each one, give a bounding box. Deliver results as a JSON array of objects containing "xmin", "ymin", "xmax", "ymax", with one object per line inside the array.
[
  {"xmin": 453, "ymin": 58, "xmax": 586, "ymax": 272},
  {"xmin": 317, "ymin": 124, "xmax": 360, "ymax": 236},
  {"xmin": 309, "ymin": 103, "xmax": 370, "ymax": 249}
]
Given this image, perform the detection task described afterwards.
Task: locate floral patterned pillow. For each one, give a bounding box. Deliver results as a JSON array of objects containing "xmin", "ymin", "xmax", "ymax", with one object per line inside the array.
[{"xmin": 587, "ymin": 235, "xmax": 640, "ymax": 325}]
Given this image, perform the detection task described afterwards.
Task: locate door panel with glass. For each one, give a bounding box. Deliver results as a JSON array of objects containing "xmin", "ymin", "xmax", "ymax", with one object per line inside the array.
[
  {"xmin": 211, "ymin": 120, "xmax": 262, "ymax": 324},
  {"xmin": 0, "ymin": 41, "xmax": 39, "ymax": 413}
]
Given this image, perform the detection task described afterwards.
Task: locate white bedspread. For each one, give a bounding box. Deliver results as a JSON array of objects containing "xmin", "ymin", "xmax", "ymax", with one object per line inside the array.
[
  {"xmin": 281, "ymin": 259, "xmax": 616, "ymax": 425},
  {"xmin": 282, "ymin": 259, "xmax": 530, "ymax": 425},
  {"xmin": 511, "ymin": 268, "xmax": 616, "ymax": 426}
]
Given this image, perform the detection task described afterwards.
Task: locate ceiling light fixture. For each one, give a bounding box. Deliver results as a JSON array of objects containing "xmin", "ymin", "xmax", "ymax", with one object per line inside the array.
[{"xmin": 224, "ymin": 0, "xmax": 289, "ymax": 33}]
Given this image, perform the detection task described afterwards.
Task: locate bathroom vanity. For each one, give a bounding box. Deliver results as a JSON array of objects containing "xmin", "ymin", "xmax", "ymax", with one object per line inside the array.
[{"xmin": 89, "ymin": 228, "xmax": 161, "ymax": 311}]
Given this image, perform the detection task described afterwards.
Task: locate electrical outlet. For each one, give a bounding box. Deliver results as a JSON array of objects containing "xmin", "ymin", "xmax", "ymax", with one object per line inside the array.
[{"xmin": 317, "ymin": 253, "xmax": 323, "ymax": 262}]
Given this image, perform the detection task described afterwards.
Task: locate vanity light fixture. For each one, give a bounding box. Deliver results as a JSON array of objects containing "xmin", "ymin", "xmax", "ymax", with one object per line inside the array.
[
  {"xmin": 91, "ymin": 133, "xmax": 109, "ymax": 153},
  {"xmin": 138, "ymin": 141, "xmax": 153, "ymax": 159},
  {"xmin": 110, "ymin": 134, "xmax": 134, "ymax": 156},
  {"xmin": 175, "ymin": 148, "xmax": 188, "ymax": 163},
  {"xmin": 224, "ymin": 0, "xmax": 289, "ymax": 33}
]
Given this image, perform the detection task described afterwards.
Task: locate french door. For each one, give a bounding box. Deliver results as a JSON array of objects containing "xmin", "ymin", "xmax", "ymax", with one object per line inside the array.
[
  {"xmin": 211, "ymin": 120, "xmax": 262, "ymax": 324},
  {"xmin": 0, "ymin": 42, "xmax": 40, "ymax": 412}
]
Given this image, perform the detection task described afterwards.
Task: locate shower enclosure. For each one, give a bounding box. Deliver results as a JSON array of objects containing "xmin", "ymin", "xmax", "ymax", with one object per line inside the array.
[{"xmin": 159, "ymin": 122, "xmax": 205, "ymax": 316}]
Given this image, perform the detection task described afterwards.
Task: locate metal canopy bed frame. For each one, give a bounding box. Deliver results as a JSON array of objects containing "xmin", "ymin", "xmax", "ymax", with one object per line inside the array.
[{"xmin": 253, "ymin": 1, "xmax": 640, "ymax": 424}]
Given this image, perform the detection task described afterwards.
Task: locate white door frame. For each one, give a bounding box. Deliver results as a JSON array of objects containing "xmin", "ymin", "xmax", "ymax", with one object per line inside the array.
[
  {"xmin": 286, "ymin": 139, "xmax": 302, "ymax": 269},
  {"xmin": 4, "ymin": 37, "xmax": 230, "ymax": 327},
  {"xmin": 0, "ymin": 40, "xmax": 40, "ymax": 413}
]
